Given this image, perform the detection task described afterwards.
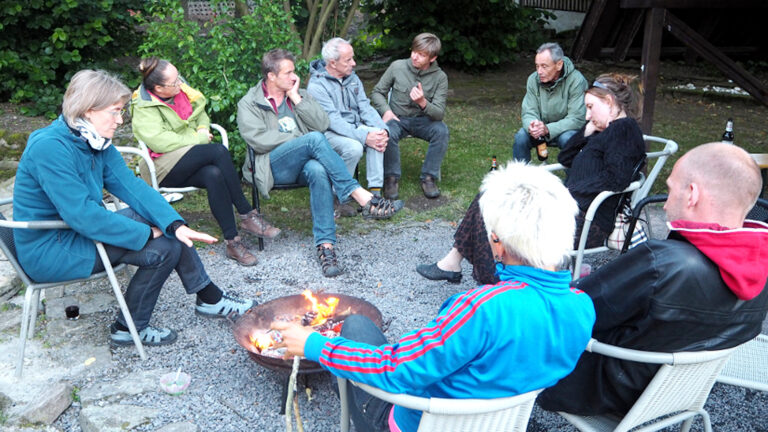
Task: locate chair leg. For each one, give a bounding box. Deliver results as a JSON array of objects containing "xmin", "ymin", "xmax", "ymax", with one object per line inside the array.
[
  {"xmin": 16, "ymin": 287, "xmax": 35, "ymax": 377},
  {"xmin": 338, "ymin": 377, "xmax": 350, "ymax": 432},
  {"xmin": 27, "ymin": 288, "xmax": 41, "ymax": 339},
  {"xmin": 96, "ymin": 243, "xmax": 147, "ymax": 361}
]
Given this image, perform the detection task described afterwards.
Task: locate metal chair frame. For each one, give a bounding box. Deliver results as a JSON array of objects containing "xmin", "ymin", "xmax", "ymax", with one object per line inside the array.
[
  {"xmin": 0, "ymin": 198, "xmax": 147, "ymax": 378},
  {"xmin": 558, "ymin": 338, "xmax": 738, "ymax": 432},
  {"xmin": 337, "ymin": 377, "xmax": 542, "ymax": 432}
]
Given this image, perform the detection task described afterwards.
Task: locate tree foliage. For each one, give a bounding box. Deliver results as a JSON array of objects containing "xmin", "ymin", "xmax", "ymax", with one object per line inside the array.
[
  {"xmin": 0, "ymin": 0, "xmax": 146, "ymax": 117},
  {"xmin": 362, "ymin": 0, "xmax": 551, "ymax": 69},
  {"xmin": 138, "ymin": 0, "xmax": 303, "ymax": 167}
]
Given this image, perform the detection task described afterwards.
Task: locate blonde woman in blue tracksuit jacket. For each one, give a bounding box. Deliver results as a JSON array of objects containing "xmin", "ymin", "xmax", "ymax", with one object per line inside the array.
[{"xmin": 273, "ymin": 162, "xmax": 596, "ymax": 432}]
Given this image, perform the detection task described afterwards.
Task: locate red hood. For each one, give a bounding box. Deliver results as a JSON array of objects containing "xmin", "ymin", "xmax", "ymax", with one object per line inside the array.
[{"xmin": 669, "ymin": 219, "xmax": 768, "ymax": 300}]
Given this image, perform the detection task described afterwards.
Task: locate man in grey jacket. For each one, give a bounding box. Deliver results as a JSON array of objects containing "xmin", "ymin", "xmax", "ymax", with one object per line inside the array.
[
  {"xmin": 514, "ymin": 42, "xmax": 587, "ymax": 163},
  {"xmin": 371, "ymin": 33, "xmax": 449, "ymax": 199},
  {"xmin": 308, "ymin": 38, "xmax": 389, "ymax": 203}
]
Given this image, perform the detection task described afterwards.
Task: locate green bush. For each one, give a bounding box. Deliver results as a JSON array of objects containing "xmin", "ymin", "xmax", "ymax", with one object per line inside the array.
[
  {"xmin": 361, "ymin": 0, "xmax": 551, "ymax": 69},
  {"xmin": 136, "ymin": 0, "xmax": 304, "ymax": 168},
  {"xmin": 0, "ymin": 0, "xmax": 146, "ymax": 117}
]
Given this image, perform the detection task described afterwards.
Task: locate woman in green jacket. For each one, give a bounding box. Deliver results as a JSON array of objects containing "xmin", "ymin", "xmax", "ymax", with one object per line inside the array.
[{"xmin": 132, "ymin": 58, "xmax": 278, "ymax": 266}]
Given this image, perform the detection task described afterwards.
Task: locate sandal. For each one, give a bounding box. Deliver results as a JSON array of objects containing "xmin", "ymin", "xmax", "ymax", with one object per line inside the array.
[
  {"xmin": 361, "ymin": 196, "xmax": 404, "ymax": 220},
  {"xmin": 317, "ymin": 245, "xmax": 343, "ymax": 278}
]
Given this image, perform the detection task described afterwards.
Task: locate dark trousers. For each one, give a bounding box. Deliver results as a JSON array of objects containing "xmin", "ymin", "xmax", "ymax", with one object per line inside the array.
[
  {"xmin": 91, "ymin": 208, "xmax": 211, "ymax": 330},
  {"xmin": 384, "ymin": 116, "xmax": 449, "ymax": 180},
  {"xmin": 161, "ymin": 144, "xmax": 252, "ymax": 240},
  {"xmin": 339, "ymin": 315, "xmax": 392, "ymax": 432}
]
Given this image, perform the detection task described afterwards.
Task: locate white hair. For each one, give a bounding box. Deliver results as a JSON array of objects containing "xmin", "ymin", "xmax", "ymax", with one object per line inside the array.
[
  {"xmin": 321, "ymin": 37, "xmax": 351, "ymax": 62},
  {"xmin": 479, "ymin": 162, "xmax": 577, "ymax": 269}
]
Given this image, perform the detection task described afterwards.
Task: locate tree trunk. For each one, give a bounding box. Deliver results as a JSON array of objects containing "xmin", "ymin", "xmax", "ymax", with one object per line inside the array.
[
  {"xmin": 340, "ymin": 0, "xmax": 360, "ymax": 38},
  {"xmin": 307, "ymin": 0, "xmax": 338, "ymax": 59},
  {"xmin": 234, "ymin": 0, "xmax": 249, "ymax": 18}
]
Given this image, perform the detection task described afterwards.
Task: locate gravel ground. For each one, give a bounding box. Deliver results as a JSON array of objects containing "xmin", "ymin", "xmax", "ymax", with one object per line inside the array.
[{"xmin": 48, "ymin": 218, "xmax": 768, "ymax": 432}]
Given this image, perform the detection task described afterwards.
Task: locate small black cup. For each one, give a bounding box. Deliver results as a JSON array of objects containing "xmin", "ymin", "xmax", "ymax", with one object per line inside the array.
[{"xmin": 65, "ymin": 305, "xmax": 80, "ymax": 320}]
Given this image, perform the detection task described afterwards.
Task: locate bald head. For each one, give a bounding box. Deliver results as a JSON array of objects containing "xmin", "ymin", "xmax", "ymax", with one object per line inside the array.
[{"xmin": 666, "ymin": 143, "xmax": 761, "ymax": 225}]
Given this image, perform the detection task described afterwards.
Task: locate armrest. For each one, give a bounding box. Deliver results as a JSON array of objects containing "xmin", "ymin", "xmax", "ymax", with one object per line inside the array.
[
  {"xmin": 211, "ymin": 124, "xmax": 229, "ymax": 149},
  {"xmin": 116, "ymin": 145, "xmax": 160, "ymax": 190},
  {"xmin": 586, "ymin": 338, "xmax": 737, "ymax": 365}
]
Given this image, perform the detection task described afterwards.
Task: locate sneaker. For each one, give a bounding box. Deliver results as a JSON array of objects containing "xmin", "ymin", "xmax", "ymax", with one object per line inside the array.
[
  {"xmin": 110, "ymin": 323, "xmax": 178, "ymax": 346},
  {"xmin": 195, "ymin": 291, "xmax": 256, "ymax": 318},
  {"xmin": 421, "ymin": 175, "xmax": 440, "ymax": 199},
  {"xmin": 416, "ymin": 263, "xmax": 462, "ymax": 283},
  {"xmin": 383, "ymin": 176, "xmax": 399, "ymax": 200},
  {"xmin": 226, "ymin": 236, "xmax": 258, "ymax": 266},
  {"xmin": 240, "ymin": 210, "xmax": 281, "ymax": 239},
  {"xmin": 317, "ymin": 245, "xmax": 343, "ymax": 278}
]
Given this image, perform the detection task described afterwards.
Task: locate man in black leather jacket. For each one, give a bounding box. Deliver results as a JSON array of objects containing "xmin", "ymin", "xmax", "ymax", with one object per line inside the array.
[{"xmin": 538, "ymin": 142, "xmax": 768, "ymax": 416}]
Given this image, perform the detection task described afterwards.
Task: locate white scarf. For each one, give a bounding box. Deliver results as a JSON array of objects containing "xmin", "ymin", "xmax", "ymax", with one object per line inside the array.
[{"xmin": 73, "ymin": 118, "xmax": 111, "ymax": 151}]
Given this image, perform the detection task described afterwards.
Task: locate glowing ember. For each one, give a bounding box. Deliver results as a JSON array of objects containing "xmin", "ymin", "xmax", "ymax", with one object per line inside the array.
[
  {"xmin": 250, "ymin": 332, "xmax": 276, "ymax": 352},
  {"xmin": 302, "ymin": 290, "xmax": 339, "ymax": 326}
]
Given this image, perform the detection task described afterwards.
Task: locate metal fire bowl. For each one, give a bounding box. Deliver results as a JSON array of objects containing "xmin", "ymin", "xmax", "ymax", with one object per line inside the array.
[{"xmin": 232, "ymin": 293, "xmax": 383, "ymax": 374}]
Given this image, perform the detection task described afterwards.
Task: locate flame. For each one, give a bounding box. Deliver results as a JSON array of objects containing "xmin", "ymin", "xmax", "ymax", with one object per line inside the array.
[
  {"xmin": 250, "ymin": 332, "xmax": 275, "ymax": 352},
  {"xmin": 302, "ymin": 290, "xmax": 339, "ymax": 326}
]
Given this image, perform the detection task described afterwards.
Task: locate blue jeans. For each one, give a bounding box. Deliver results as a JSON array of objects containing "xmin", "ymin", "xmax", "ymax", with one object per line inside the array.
[
  {"xmin": 339, "ymin": 315, "xmax": 392, "ymax": 432},
  {"xmin": 269, "ymin": 131, "xmax": 361, "ymax": 246},
  {"xmin": 325, "ymin": 127, "xmax": 385, "ymax": 188},
  {"xmin": 385, "ymin": 116, "xmax": 449, "ymax": 180},
  {"xmin": 512, "ymin": 128, "xmax": 578, "ymax": 162},
  {"xmin": 92, "ymin": 208, "xmax": 211, "ymax": 331}
]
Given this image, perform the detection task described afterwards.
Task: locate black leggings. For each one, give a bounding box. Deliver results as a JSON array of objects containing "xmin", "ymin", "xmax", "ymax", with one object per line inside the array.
[{"xmin": 161, "ymin": 144, "xmax": 252, "ymax": 240}]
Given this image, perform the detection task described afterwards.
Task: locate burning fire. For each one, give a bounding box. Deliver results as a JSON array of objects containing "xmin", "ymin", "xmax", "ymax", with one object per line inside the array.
[{"xmin": 249, "ymin": 291, "xmax": 339, "ymax": 353}]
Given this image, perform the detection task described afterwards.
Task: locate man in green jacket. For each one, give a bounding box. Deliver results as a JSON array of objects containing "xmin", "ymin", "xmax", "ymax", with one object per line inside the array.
[
  {"xmin": 237, "ymin": 49, "xmax": 403, "ymax": 278},
  {"xmin": 371, "ymin": 33, "xmax": 449, "ymax": 200},
  {"xmin": 513, "ymin": 42, "xmax": 588, "ymax": 163}
]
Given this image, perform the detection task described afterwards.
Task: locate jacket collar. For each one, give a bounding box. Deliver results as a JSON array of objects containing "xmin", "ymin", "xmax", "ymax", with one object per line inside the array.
[
  {"xmin": 495, "ymin": 264, "xmax": 572, "ymax": 291},
  {"xmin": 669, "ymin": 219, "xmax": 768, "ymax": 300},
  {"xmin": 406, "ymin": 58, "xmax": 441, "ymax": 76}
]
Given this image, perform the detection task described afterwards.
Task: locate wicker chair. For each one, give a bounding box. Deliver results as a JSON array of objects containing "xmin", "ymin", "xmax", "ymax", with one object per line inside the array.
[
  {"xmin": 337, "ymin": 377, "xmax": 541, "ymax": 432},
  {"xmin": 0, "ymin": 197, "xmax": 147, "ymax": 377},
  {"xmin": 558, "ymin": 338, "xmax": 739, "ymax": 432},
  {"xmin": 717, "ymin": 334, "xmax": 768, "ymax": 392},
  {"xmin": 544, "ymin": 135, "xmax": 678, "ymax": 280}
]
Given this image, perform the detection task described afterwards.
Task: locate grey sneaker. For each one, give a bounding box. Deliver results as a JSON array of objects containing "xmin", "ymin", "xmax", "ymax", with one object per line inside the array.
[
  {"xmin": 110, "ymin": 323, "xmax": 178, "ymax": 346},
  {"xmin": 195, "ymin": 291, "xmax": 256, "ymax": 318}
]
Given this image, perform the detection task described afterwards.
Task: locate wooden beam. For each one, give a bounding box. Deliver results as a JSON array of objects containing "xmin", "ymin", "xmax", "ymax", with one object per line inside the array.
[
  {"xmin": 621, "ymin": 0, "xmax": 768, "ymax": 8},
  {"xmin": 571, "ymin": 0, "xmax": 609, "ymax": 62},
  {"xmin": 640, "ymin": 7, "xmax": 665, "ymax": 136},
  {"xmin": 613, "ymin": 9, "xmax": 644, "ymax": 62},
  {"xmin": 664, "ymin": 11, "xmax": 768, "ymax": 106}
]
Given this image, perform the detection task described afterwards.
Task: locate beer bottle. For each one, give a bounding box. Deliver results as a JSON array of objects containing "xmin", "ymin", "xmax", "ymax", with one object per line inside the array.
[
  {"xmin": 536, "ymin": 142, "xmax": 548, "ymax": 161},
  {"xmin": 490, "ymin": 155, "xmax": 498, "ymax": 171},
  {"xmin": 721, "ymin": 118, "xmax": 734, "ymax": 144}
]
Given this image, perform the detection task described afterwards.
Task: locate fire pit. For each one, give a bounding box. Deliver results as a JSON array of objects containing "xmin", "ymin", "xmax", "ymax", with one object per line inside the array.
[{"xmin": 232, "ymin": 291, "xmax": 383, "ymax": 374}]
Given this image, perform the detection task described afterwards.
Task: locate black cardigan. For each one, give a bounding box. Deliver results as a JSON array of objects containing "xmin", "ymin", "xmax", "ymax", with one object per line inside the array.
[{"xmin": 557, "ymin": 117, "xmax": 646, "ymax": 232}]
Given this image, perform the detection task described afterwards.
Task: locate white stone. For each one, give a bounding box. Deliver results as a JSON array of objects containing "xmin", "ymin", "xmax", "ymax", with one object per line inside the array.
[
  {"xmin": 18, "ymin": 381, "xmax": 72, "ymax": 425},
  {"xmin": 157, "ymin": 421, "xmax": 199, "ymax": 432},
  {"xmin": 79, "ymin": 404, "xmax": 159, "ymax": 432},
  {"xmin": 80, "ymin": 369, "xmax": 170, "ymax": 404}
]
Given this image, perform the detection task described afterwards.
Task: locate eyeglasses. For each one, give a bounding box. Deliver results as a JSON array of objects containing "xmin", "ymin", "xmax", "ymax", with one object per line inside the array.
[
  {"xmin": 108, "ymin": 108, "xmax": 126, "ymax": 118},
  {"xmin": 162, "ymin": 78, "xmax": 182, "ymax": 88}
]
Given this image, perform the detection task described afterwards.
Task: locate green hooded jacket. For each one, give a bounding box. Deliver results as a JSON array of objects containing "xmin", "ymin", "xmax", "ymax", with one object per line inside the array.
[
  {"xmin": 520, "ymin": 56, "xmax": 587, "ymax": 141},
  {"xmin": 371, "ymin": 58, "xmax": 448, "ymax": 121}
]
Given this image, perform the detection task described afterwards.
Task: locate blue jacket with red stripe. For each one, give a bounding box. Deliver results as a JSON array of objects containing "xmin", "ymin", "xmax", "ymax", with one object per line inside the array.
[{"xmin": 304, "ymin": 265, "xmax": 596, "ymax": 431}]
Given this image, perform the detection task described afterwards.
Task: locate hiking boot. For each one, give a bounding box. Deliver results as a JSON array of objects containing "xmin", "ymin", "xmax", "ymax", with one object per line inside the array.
[
  {"xmin": 421, "ymin": 175, "xmax": 440, "ymax": 199},
  {"xmin": 240, "ymin": 209, "xmax": 281, "ymax": 239},
  {"xmin": 226, "ymin": 236, "xmax": 258, "ymax": 266},
  {"xmin": 334, "ymin": 200, "xmax": 358, "ymax": 218},
  {"xmin": 110, "ymin": 323, "xmax": 178, "ymax": 346},
  {"xmin": 383, "ymin": 176, "xmax": 399, "ymax": 200},
  {"xmin": 317, "ymin": 245, "xmax": 343, "ymax": 278},
  {"xmin": 195, "ymin": 290, "xmax": 256, "ymax": 318}
]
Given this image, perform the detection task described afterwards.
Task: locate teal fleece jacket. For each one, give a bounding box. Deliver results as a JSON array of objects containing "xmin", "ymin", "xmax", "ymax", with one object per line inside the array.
[
  {"xmin": 13, "ymin": 116, "xmax": 183, "ymax": 282},
  {"xmin": 520, "ymin": 56, "xmax": 588, "ymax": 141}
]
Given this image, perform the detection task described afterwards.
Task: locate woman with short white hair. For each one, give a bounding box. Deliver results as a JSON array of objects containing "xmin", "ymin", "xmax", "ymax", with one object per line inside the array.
[{"xmin": 13, "ymin": 69, "xmax": 255, "ymax": 347}]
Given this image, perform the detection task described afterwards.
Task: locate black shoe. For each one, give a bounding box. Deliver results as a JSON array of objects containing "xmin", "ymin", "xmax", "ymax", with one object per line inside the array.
[
  {"xmin": 421, "ymin": 175, "xmax": 440, "ymax": 199},
  {"xmin": 384, "ymin": 176, "xmax": 399, "ymax": 200},
  {"xmin": 416, "ymin": 263, "xmax": 462, "ymax": 283},
  {"xmin": 317, "ymin": 245, "xmax": 343, "ymax": 278}
]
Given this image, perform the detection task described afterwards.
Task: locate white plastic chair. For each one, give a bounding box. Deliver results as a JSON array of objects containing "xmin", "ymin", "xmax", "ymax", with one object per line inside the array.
[
  {"xmin": 716, "ymin": 334, "xmax": 768, "ymax": 392},
  {"xmin": 120, "ymin": 123, "xmax": 229, "ymax": 194},
  {"xmin": 558, "ymin": 338, "xmax": 738, "ymax": 432},
  {"xmin": 0, "ymin": 197, "xmax": 147, "ymax": 378},
  {"xmin": 545, "ymin": 135, "xmax": 678, "ymax": 280},
  {"xmin": 337, "ymin": 377, "xmax": 541, "ymax": 432}
]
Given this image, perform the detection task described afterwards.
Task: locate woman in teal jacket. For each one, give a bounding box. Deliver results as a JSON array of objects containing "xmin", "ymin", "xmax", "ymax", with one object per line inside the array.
[
  {"xmin": 13, "ymin": 70, "xmax": 255, "ymax": 346},
  {"xmin": 132, "ymin": 57, "xmax": 279, "ymax": 267}
]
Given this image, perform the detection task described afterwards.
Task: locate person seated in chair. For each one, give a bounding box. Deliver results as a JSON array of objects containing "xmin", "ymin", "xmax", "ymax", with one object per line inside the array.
[
  {"xmin": 538, "ymin": 142, "xmax": 768, "ymax": 416},
  {"xmin": 13, "ymin": 69, "xmax": 256, "ymax": 347},
  {"xmin": 238, "ymin": 49, "xmax": 403, "ymax": 278},
  {"xmin": 272, "ymin": 162, "xmax": 596, "ymax": 432},
  {"xmin": 131, "ymin": 57, "xmax": 279, "ymax": 267},
  {"xmin": 417, "ymin": 73, "xmax": 645, "ymax": 285}
]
